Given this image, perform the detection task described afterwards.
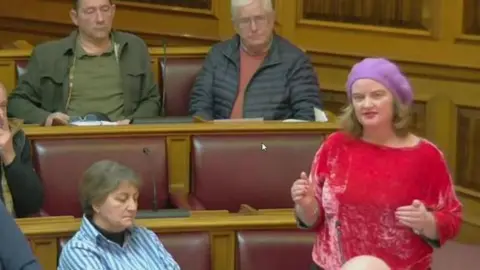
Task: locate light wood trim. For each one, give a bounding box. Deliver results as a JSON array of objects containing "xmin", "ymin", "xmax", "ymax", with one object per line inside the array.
[
  {"xmin": 166, "ymin": 135, "xmax": 191, "ymax": 192},
  {"xmin": 149, "ymin": 46, "xmax": 210, "ymax": 56},
  {"xmin": 22, "ymin": 122, "xmax": 339, "ymax": 138},
  {"xmin": 211, "ymin": 230, "xmax": 236, "ymax": 270},
  {"xmin": 19, "ymin": 212, "xmax": 296, "ymax": 236},
  {"xmin": 425, "ymin": 95, "xmax": 457, "ymax": 176},
  {"xmin": 0, "ymin": 46, "xmax": 211, "ymax": 59},
  {"xmin": 0, "ymin": 49, "xmax": 31, "ymax": 59},
  {"xmin": 16, "ymin": 216, "xmax": 74, "ymax": 226},
  {"xmin": 456, "ymin": 186, "xmax": 480, "ymax": 201},
  {"xmin": 0, "ymin": 60, "xmax": 16, "ymax": 92},
  {"xmin": 114, "ymin": 2, "xmax": 216, "ymax": 17},
  {"xmin": 30, "ymin": 238, "xmax": 57, "ymax": 270},
  {"xmin": 190, "ymin": 210, "xmax": 230, "ymax": 217},
  {"xmin": 297, "ymin": 19, "xmax": 434, "ymax": 38}
]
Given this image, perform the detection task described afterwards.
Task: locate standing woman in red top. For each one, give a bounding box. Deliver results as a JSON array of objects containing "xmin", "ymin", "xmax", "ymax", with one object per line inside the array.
[{"xmin": 291, "ymin": 58, "xmax": 463, "ymax": 270}]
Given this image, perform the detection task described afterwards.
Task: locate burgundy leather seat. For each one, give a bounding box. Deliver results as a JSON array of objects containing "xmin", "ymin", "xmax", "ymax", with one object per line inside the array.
[
  {"xmin": 236, "ymin": 230, "xmax": 315, "ymax": 270},
  {"xmin": 31, "ymin": 137, "xmax": 168, "ymax": 217},
  {"xmin": 161, "ymin": 58, "xmax": 204, "ymax": 116},
  {"xmin": 159, "ymin": 232, "xmax": 211, "ymax": 270},
  {"xmin": 185, "ymin": 134, "xmax": 324, "ymax": 212}
]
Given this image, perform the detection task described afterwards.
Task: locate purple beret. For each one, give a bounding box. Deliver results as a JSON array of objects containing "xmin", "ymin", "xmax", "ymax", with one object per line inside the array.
[{"xmin": 346, "ymin": 58, "xmax": 413, "ymax": 105}]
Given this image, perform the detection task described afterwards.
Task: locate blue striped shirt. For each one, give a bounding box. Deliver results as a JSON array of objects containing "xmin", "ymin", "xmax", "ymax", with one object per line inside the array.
[{"xmin": 58, "ymin": 216, "xmax": 180, "ymax": 270}]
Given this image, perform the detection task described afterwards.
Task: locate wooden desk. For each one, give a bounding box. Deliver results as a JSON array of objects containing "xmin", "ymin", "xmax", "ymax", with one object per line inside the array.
[{"xmin": 18, "ymin": 210, "xmax": 298, "ymax": 270}]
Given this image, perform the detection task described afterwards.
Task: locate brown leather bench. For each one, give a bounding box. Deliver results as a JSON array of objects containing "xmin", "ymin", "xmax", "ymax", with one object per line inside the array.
[
  {"xmin": 159, "ymin": 232, "xmax": 211, "ymax": 270},
  {"xmin": 236, "ymin": 230, "xmax": 315, "ymax": 270},
  {"xmin": 178, "ymin": 134, "xmax": 324, "ymax": 212},
  {"xmin": 31, "ymin": 137, "xmax": 169, "ymax": 217}
]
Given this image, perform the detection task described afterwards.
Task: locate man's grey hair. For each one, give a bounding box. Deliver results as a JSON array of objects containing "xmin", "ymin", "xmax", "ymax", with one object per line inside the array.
[
  {"xmin": 341, "ymin": 255, "xmax": 391, "ymax": 270},
  {"xmin": 231, "ymin": 0, "xmax": 273, "ymax": 18}
]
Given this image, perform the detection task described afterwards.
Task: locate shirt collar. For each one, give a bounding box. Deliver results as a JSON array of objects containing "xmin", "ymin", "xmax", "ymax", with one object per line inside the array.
[
  {"xmin": 80, "ymin": 215, "xmax": 135, "ymax": 244},
  {"xmin": 222, "ymin": 33, "xmax": 282, "ymax": 67},
  {"xmin": 60, "ymin": 30, "xmax": 127, "ymax": 56},
  {"xmin": 75, "ymin": 36, "xmax": 115, "ymax": 59}
]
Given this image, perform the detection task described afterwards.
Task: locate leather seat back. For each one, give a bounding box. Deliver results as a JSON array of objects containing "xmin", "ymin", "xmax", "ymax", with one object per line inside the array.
[
  {"xmin": 236, "ymin": 230, "xmax": 315, "ymax": 270},
  {"xmin": 31, "ymin": 137, "xmax": 168, "ymax": 217},
  {"xmin": 161, "ymin": 58, "xmax": 204, "ymax": 116},
  {"xmin": 191, "ymin": 134, "xmax": 324, "ymax": 211},
  {"xmin": 159, "ymin": 232, "xmax": 211, "ymax": 270}
]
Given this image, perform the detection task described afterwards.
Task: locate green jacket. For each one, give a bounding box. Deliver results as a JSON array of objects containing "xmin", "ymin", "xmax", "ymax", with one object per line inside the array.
[{"xmin": 7, "ymin": 31, "xmax": 160, "ymax": 124}]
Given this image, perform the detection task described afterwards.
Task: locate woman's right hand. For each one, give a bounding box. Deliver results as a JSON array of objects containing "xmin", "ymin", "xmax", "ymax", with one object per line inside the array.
[{"xmin": 291, "ymin": 171, "xmax": 315, "ymax": 208}]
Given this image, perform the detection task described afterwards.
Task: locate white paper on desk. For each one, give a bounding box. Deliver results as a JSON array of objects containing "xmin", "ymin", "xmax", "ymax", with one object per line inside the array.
[
  {"xmin": 282, "ymin": 108, "xmax": 328, "ymax": 123},
  {"xmin": 314, "ymin": 107, "xmax": 328, "ymax": 122},
  {"xmin": 70, "ymin": 121, "xmax": 118, "ymax": 126},
  {"xmin": 213, "ymin": 118, "xmax": 264, "ymax": 123},
  {"xmin": 282, "ymin": 119, "xmax": 308, "ymax": 122}
]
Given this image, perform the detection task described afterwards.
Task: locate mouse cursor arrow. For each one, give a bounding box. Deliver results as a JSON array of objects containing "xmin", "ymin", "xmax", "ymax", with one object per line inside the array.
[{"xmin": 261, "ymin": 143, "xmax": 267, "ymax": 151}]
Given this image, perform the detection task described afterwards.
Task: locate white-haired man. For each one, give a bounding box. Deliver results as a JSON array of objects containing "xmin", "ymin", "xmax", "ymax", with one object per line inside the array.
[
  {"xmin": 190, "ymin": 0, "xmax": 322, "ymax": 121},
  {"xmin": 341, "ymin": 255, "xmax": 391, "ymax": 270}
]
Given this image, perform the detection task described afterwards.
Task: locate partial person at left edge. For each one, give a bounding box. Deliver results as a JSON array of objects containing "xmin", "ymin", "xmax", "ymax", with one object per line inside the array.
[
  {"xmin": 0, "ymin": 82, "xmax": 43, "ymax": 218},
  {"xmin": 0, "ymin": 200, "xmax": 42, "ymax": 270},
  {"xmin": 7, "ymin": 0, "xmax": 160, "ymax": 126}
]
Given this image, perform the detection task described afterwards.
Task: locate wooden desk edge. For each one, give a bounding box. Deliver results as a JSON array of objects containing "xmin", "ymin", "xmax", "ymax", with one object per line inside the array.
[
  {"xmin": 22, "ymin": 122, "xmax": 339, "ymax": 137},
  {"xmin": 20, "ymin": 211, "xmax": 297, "ymax": 236}
]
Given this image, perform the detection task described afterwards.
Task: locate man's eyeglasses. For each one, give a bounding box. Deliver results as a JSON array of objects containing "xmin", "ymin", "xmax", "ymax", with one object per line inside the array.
[{"xmin": 235, "ymin": 15, "xmax": 269, "ymax": 29}]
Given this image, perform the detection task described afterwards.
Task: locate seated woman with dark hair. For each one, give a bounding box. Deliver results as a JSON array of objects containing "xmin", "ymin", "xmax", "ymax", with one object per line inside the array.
[{"xmin": 58, "ymin": 160, "xmax": 179, "ymax": 270}]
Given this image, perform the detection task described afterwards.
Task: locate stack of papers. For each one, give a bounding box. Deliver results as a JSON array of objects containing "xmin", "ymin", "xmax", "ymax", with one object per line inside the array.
[
  {"xmin": 213, "ymin": 118, "xmax": 264, "ymax": 123},
  {"xmin": 70, "ymin": 121, "xmax": 118, "ymax": 126},
  {"xmin": 282, "ymin": 107, "xmax": 329, "ymax": 122}
]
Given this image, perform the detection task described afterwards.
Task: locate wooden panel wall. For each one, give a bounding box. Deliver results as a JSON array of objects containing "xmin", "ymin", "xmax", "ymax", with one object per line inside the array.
[{"xmin": 0, "ymin": 0, "xmax": 479, "ymax": 227}]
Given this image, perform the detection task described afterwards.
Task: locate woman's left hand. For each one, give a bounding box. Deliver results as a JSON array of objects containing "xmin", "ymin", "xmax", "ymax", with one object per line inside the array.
[{"xmin": 395, "ymin": 200, "xmax": 435, "ymax": 235}]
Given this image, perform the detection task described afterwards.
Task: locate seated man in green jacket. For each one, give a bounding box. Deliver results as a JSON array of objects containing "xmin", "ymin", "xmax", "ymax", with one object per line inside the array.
[
  {"xmin": 7, "ymin": 0, "xmax": 160, "ymax": 126},
  {"xmin": 189, "ymin": 0, "xmax": 321, "ymax": 121}
]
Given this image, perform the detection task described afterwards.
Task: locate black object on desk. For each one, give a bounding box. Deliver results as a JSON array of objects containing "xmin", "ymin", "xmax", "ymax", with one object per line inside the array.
[
  {"xmin": 130, "ymin": 116, "xmax": 206, "ymax": 125},
  {"xmin": 136, "ymin": 209, "xmax": 191, "ymax": 219},
  {"xmin": 70, "ymin": 112, "xmax": 111, "ymax": 123}
]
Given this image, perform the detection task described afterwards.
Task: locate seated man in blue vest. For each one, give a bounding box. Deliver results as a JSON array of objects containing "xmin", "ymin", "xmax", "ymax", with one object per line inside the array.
[
  {"xmin": 7, "ymin": 0, "xmax": 160, "ymax": 126},
  {"xmin": 190, "ymin": 0, "xmax": 321, "ymax": 121}
]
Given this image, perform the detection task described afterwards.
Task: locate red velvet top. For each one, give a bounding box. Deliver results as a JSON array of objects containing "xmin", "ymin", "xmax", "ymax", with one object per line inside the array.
[{"xmin": 309, "ymin": 132, "xmax": 462, "ymax": 270}]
